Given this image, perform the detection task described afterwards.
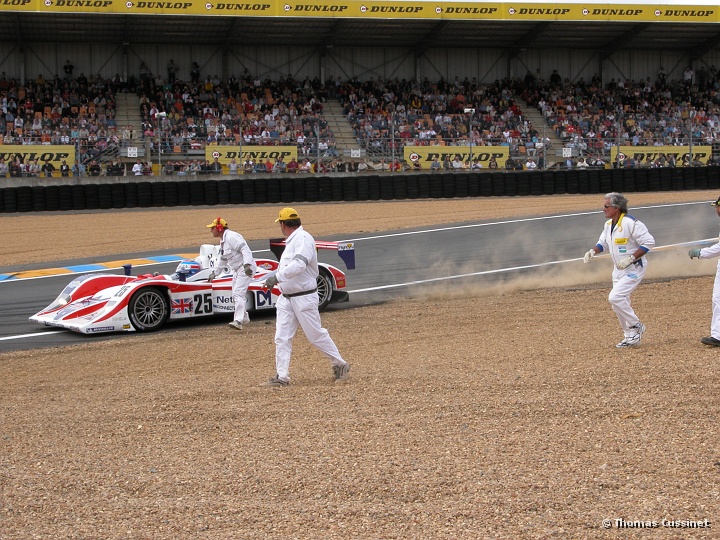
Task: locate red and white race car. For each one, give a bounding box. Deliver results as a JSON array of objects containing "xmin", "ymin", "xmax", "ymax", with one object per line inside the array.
[{"xmin": 29, "ymin": 239, "xmax": 355, "ymax": 334}]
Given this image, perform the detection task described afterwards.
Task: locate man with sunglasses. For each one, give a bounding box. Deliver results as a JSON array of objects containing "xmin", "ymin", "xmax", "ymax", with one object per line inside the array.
[{"xmin": 583, "ymin": 192, "xmax": 655, "ymax": 348}]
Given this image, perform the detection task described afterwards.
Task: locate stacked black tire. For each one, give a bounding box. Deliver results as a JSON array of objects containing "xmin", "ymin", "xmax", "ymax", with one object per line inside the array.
[{"xmin": 2, "ymin": 168, "xmax": 720, "ymax": 213}]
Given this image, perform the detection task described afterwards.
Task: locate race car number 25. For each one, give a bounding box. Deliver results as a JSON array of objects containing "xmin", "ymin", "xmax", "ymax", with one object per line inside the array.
[{"xmin": 194, "ymin": 293, "xmax": 212, "ymax": 314}]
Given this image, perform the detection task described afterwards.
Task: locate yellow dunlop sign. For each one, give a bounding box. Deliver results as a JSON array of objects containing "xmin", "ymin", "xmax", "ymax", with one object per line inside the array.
[
  {"xmin": 205, "ymin": 145, "xmax": 297, "ymax": 164},
  {"xmin": 0, "ymin": 145, "xmax": 75, "ymax": 168},
  {"xmin": 610, "ymin": 145, "xmax": 712, "ymax": 165},
  {"xmin": 404, "ymin": 146, "xmax": 509, "ymax": 170},
  {"xmin": 13, "ymin": 1, "xmax": 717, "ymax": 21}
]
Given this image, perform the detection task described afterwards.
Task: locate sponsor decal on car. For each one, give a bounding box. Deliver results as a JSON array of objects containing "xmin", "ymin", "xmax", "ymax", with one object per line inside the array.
[{"xmin": 88, "ymin": 326, "xmax": 115, "ymax": 333}]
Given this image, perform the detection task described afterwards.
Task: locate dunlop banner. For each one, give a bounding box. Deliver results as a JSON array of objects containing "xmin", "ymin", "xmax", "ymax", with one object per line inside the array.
[
  {"xmin": 404, "ymin": 145, "xmax": 509, "ymax": 169},
  {"xmin": 610, "ymin": 145, "xmax": 712, "ymax": 166},
  {"xmin": 205, "ymin": 145, "xmax": 297, "ymax": 164},
  {"xmin": 0, "ymin": 145, "xmax": 75, "ymax": 169},
  {"xmin": 12, "ymin": 1, "xmax": 719, "ymax": 21}
]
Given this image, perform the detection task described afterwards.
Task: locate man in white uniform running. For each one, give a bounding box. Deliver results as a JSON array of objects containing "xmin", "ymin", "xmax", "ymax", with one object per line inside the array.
[
  {"xmin": 207, "ymin": 217, "xmax": 256, "ymax": 330},
  {"xmin": 261, "ymin": 207, "xmax": 350, "ymax": 387},
  {"xmin": 583, "ymin": 192, "xmax": 655, "ymax": 348},
  {"xmin": 688, "ymin": 195, "xmax": 720, "ymax": 346}
]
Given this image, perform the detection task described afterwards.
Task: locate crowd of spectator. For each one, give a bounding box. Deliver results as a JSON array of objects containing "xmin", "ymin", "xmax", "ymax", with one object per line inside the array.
[
  {"xmin": 0, "ymin": 70, "xmax": 118, "ymax": 165},
  {"xmin": 522, "ymin": 65, "xmax": 720, "ymax": 168},
  {"xmin": 136, "ymin": 69, "xmax": 337, "ymax": 158},
  {"xmin": 338, "ymin": 75, "xmax": 542, "ymax": 159},
  {"xmin": 5, "ymin": 59, "xmax": 720, "ymax": 176}
]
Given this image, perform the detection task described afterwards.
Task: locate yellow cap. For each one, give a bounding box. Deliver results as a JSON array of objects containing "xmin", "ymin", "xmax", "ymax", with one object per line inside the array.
[
  {"xmin": 275, "ymin": 207, "xmax": 301, "ymax": 222},
  {"xmin": 712, "ymin": 196, "xmax": 720, "ymax": 207},
  {"xmin": 207, "ymin": 217, "xmax": 228, "ymax": 228}
]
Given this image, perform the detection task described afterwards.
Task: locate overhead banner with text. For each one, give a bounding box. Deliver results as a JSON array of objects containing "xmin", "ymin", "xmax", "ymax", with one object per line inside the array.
[
  {"xmin": 610, "ymin": 145, "xmax": 712, "ymax": 165},
  {"xmin": 5, "ymin": 1, "xmax": 717, "ymax": 22},
  {"xmin": 405, "ymin": 145, "xmax": 509, "ymax": 169}
]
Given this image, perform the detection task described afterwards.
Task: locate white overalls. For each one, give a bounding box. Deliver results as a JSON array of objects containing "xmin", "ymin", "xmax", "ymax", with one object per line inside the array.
[
  {"xmin": 219, "ymin": 229, "xmax": 257, "ymax": 324},
  {"xmin": 273, "ymin": 226, "xmax": 347, "ymax": 382},
  {"xmin": 596, "ymin": 213, "xmax": 655, "ymax": 337},
  {"xmin": 698, "ymin": 234, "xmax": 720, "ymax": 339}
]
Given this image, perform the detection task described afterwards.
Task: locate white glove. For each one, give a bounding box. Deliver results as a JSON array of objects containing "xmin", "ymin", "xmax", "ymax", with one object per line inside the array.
[
  {"xmin": 244, "ymin": 264, "xmax": 253, "ymax": 277},
  {"xmin": 583, "ymin": 249, "xmax": 596, "ymax": 264},
  {"xmin": 207, "ymin": 271, "xmax": 216, "ymax": 282},
  {"xmin": 616, "ymin": 255, "xmax": 636, "ymax": 270}
]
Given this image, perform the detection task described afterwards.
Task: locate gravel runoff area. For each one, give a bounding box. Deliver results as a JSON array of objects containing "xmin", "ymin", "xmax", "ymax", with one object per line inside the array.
[{"xmin": 2, "ymin": 191, "xmax": 720, "ymax": 539}]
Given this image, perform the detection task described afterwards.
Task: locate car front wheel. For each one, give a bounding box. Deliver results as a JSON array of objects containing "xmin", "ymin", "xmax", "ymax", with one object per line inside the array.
[{"xmin": 128, "ymin": 287, "xmax": 169, "ymax": 331}]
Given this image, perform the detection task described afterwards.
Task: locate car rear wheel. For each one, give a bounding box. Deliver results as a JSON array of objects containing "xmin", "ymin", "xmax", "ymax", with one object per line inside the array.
[
  {"xmin": 317, "ymin": 269, "xmax": 333, "ymax": 311},
  {"xmin": 128, "ymin": 287, "xmax": 169, "ymax": 331}
]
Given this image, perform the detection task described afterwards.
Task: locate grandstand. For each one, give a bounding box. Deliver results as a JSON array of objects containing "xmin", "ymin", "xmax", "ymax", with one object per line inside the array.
[{"xmin": 2, "ymin": 2, "xmax": 720, "ymax": 175}]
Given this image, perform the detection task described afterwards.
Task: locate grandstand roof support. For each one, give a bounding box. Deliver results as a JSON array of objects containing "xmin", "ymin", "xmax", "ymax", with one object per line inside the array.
[
  {"xmin": 414, "ymin": 21, "xmax": 450, "ymax": 59},
  {"xmin": 600, "ymin": 23, "xmax": 650, "ymax": 62},
  {"xmin": 320, "ymin": 20, "xmax": 347, "ymax": 50},
  {"xmin": 506, "ymin": 22, "xmax": 551, "ymax": 61},
  {"xmin": 688, "ymin": 32, "xmax": 720, "ymax": 61}
]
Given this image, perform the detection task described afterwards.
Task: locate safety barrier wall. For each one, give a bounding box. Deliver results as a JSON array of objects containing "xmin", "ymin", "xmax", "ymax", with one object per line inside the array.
[{"xmin": 1, "ymin": 168, "xmax": 719, "ymax": 213}]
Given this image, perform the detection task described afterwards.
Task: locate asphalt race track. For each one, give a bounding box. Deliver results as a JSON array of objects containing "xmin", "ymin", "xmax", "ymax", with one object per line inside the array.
[{"xmin": 1, "ymin": 201, "xmax": 716, "ymax": 353}]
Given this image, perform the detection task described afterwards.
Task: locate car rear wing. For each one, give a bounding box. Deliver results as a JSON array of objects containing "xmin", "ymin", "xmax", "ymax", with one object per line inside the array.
[{"xmin": 269, "ymin": 239, "xmax": 355, "ymax": 270}]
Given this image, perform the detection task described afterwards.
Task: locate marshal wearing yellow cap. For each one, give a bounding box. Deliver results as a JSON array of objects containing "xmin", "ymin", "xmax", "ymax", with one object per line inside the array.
[
  {"xmin": 207, "ymin": 217, "xmax": 229, "ymax": 229},
  {"xmin": 206, "ymin": 216, "xmax": 256, "ymax": 331},
  {"xmin": 275, "ymin": 207, "xmax": 301, "ymax": 222},
  {"xmin": 260, "ymin": 206, "xmax": 350, "ymax": 387}
]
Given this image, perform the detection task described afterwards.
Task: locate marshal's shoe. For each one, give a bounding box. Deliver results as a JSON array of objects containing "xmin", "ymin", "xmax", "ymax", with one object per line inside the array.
[
  {"xmin": 616, "ymin": 323, "xmax": 646, "ymax": 348},
  {"xmin": 333, "ymin": 363, "xmax": 351, "ymax": 381},
  {"xmin": 260, "ymin": 375, "xmax": 289, "ymax": 387}
]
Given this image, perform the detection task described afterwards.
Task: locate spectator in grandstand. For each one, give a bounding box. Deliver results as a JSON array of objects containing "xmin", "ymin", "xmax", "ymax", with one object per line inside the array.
[
  {"xmin": 228, "ymin": 157, "xmax": 239, "ymax": 175},
  {"xmin": 299, "ymin": 159, "xmax": 312, "ymax": 173},
  {"xmin": 163, "ymin": 161, "xmax": 175, "ymax": 176},
  {"xmin": 88, "ymin": 160, "xmax": 101, "ymax": 176},
  {"xmin": 190, "ymin": 61, "xmax": 200, "ymax": 84},
  {"xmin": 683, "ymin": 66, "xmax": 694, "ymax": 88},
  {"xmin": 41, "ymin": 160, "xmax": 55, "ymax": 177},
  {"xmin": 576, "ymin": 157, "xmax": 589, "ymax": 169},
  {"xmin": 430, "ymin": 156, "xmax": 441, "ymax": 172},
  {"xmin": 0, "ymin": 158, "xmax": 8, "ymax": 177},
  {"xmin": 72, "ymin": 160, "xmax": 85, "ymax": 177},
  {"xmin": 286, "ymin": 157, "xmax": 299, "ymax": 173},
  {"xmin": 550, "ymin": 69, "xmax": 562, "ymax": 86},
  {"xmin": 63, "ymin": 60, "xmax": 74, "ymax": 80},
  {"xmin": 273, "ymin": 157, "xmax": 287, "ymax": 173},
  {"xmin": 525, "ymin": 158, "xmax": 537, "ymax": 170},
  {"xmin": 488, "ymin": 156, "xmax": 499, "ymax": 169},
  {"xmin": 132, "ymin": 159, "xmax": 143, "ymax": 176},
  {"xmin": 28, "ymin": 159, "xmax": 41, "ymax": 177},
  {"xmin": 9, "ymin": 159, "xmax": 22, "ymax": 177}
]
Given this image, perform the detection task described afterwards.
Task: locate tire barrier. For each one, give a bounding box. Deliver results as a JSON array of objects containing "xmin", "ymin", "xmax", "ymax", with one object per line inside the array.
[
  {"xmin": 137, "ymin": 182, "xmax": 152, "ymax": 207},
  {"xmin": 122, "ymin": 183, "xmax": 137, "ymax": 208},
  {"xmin": 32, "ymin": 186, "xmax": 46, "ymax": 212},
  {"xmin": 44, "ymin": 185, "xmax": 59, "ymax": 211},
  {"xmin": 98, "ymin": 183, "xmax": 113, "ymax": 209},
  {"xmin": 2, "ymin": 169, "xmax": 719, "ymax": 213},
  {"xmin": 18, "ymin": 186, "xmax": 33, "ymax": 212},
  {"xmin": 111, "ymin": 183, "xmax": 126, "ymax": 209},
  {"xmin": 151, "ymin": 182, "xmax": 166, "ymax": 207}
]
